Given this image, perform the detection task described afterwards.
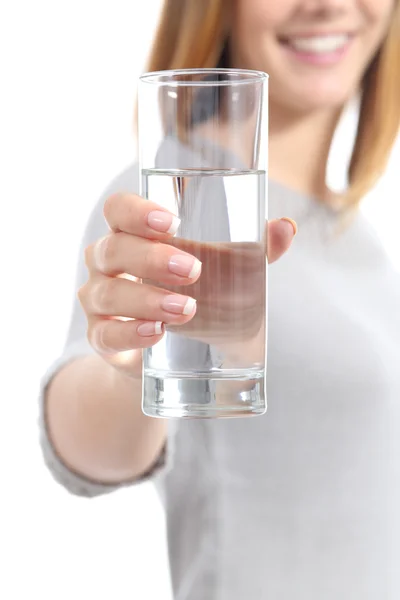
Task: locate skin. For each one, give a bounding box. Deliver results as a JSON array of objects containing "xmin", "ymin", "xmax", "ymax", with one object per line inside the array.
[
  {"xmin": 46, "ymin": 0, "xmax": 394, "ymax": 483},
  {"xmin": 231, "ymin": 0, "xmax": 395, "ymax": 198}
]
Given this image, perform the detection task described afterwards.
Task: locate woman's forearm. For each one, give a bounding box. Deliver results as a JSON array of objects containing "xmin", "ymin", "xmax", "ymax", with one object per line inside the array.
[{"xmin": 45, "ymin": 352, "xmax": 167, "ymax": 484}]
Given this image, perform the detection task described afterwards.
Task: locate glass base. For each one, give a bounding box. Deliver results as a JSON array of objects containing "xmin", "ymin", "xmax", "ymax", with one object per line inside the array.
[{"xmin": 142, "ymin": 372, "xmax": 266, "ymax": 419}]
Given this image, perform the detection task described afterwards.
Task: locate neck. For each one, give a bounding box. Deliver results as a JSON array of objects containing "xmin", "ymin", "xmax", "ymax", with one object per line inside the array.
[{"xmin": 268, "ymin": 100, "xmax": 343, "ymax": 202}]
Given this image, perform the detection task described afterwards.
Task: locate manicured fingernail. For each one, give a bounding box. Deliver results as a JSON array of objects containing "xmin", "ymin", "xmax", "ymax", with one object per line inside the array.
[
  {"xmin": 93, "ymin": 236, "xmax": 108, "ymax": 271},
  {"xmin": 280, "ymin": 217, "xmax": 298, "ymax": 236},
  {"xmin": 147, "ymin": 210, "xmax": 181, "ymax": 235},
  {"xmin": 161, "ymin": 294, "xmax": 197, "ymax": 316},
  {"xmin": 168, "ymin": 254, "xmax": 202, "ymax": 278},
  {"xmin": 137, "ymin": 321, "xmax": 164, "ymax": 337}
]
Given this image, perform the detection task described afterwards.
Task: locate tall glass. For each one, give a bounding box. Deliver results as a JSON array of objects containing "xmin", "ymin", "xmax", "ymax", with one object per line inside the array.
[{"xmin": 138, "ymin": 69, "xmax": 268, "ymax": 418}]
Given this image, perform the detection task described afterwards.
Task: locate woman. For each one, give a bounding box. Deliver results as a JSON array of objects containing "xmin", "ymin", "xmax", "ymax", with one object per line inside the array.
[{"xmin": 40, "ymin": 0, "xmax": 400, "ymax": 598}]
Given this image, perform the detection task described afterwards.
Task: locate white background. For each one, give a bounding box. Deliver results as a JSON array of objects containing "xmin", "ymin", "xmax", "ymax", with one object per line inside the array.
[
  {"xmin": 1, "ymin": 2, "xmax": 172, "ymax": 599},
  {"xmin": 1, "ymin": 1, "xmax": 399, "ymax": 599}
]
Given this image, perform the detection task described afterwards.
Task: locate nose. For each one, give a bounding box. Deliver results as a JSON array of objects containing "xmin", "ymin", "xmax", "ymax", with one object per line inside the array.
[{"xmin": 301, "ymin": 0, "xmax": 350, "ymax": 15}]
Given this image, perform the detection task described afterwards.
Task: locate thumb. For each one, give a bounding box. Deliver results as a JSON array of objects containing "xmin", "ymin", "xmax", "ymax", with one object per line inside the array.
[{"xmin": 267, "ymin": 218, "xmax": 297, "ymax": 263}]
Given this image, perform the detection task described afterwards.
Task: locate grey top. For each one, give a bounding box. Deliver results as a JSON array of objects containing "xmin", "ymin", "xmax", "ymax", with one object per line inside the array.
[{"xmin": 39, "ymin": 162, "xmax": 400, "ymax": 599}]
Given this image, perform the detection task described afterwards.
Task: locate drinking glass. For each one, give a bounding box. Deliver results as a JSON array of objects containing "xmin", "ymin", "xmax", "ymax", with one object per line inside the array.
[{"xmin": 138, "ymin": 68, "xmax": 268, "ymax": 418}]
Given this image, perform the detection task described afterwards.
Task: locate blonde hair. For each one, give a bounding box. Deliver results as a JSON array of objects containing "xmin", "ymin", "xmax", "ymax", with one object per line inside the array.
[{"xmin": 143, "ymin": 0, "xmax": 400, "ymax": 208}]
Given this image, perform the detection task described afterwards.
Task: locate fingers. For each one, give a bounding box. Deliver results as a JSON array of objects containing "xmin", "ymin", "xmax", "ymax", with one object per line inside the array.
[
  {"xmin": 79, "ymin": 276, "xmax": 197, "ymax": 324},
  {"xmin": 81, "ymin": 191, "xmax": 297, "ymax": 365},
  {"xmin": 104, "ymin": 192, "xmax": 180, "ymax": 240},
  {"xmin": 102, "ymin": 193, "xmax": 296, "ymax": 274},
  {"xmin": 267, "ymin": 218, "xmax": 297, "ymax": 264},
  {"xmin": 86, "ymin": 232, "xmax": 202, "ymax": 285},
  {"xmin": 87, "ymin": 317, "xmax": 165, "ymax": 353}
]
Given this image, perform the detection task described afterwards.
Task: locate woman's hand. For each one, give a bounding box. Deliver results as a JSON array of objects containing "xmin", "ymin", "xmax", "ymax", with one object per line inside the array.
[{"xmin": 78, "ymin": 193, "xmax": 296, "ymax": 377}]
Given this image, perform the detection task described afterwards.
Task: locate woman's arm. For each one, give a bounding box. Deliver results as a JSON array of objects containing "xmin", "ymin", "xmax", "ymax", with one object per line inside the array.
[
  {"xmin": 39, "ymin": 163, "xmax": 295, "ymax": 495},
  {"xmin": 45, "ymin": 351, "xmax": 166, "ymax": 484}
]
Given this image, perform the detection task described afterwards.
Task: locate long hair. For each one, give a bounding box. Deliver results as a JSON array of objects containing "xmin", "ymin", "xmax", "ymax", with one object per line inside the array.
[{"xmin": 142, "ymin": 0, "xmax": 400, "ymax": 208}]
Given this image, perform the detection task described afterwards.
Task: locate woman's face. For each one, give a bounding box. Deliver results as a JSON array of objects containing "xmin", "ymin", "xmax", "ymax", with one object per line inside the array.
[{"xmin": 231, "ymin": 0, "xmax": 395, "ymax": 112}]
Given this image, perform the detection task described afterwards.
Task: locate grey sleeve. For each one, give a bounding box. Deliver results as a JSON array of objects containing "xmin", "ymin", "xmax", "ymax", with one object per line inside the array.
[{"xmin": 38, "ymin": 163, "xmax": 173, "ymax": 497}]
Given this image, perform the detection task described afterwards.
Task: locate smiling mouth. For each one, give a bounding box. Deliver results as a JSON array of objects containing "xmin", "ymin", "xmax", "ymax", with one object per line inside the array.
[{"xmin": 279, "ymin": 34, "xmax": 352, "ymax": 54}]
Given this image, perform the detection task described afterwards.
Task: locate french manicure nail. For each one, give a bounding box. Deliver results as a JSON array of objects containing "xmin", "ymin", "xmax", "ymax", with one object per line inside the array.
[
  {"xmin": 137, "ymin": 321, "xmax": 164, "ymax": 337},
  {"xmin": 161, "ymin": 294, "xmax": 197, "ymax": 316},
  {"xmin": 168, "ymin": 254, "xmax": 202, "ymax": 278},
  {"xmin": 93, "ymin": 236, "xmax": 108, "ymax": 271},
  {"xmin": 280, "ymin": 217, "xmax": 298, "ymax": 236},
  {"xmin": 147, "ymin": 210, "xmax": 181, "ymax": 235}
]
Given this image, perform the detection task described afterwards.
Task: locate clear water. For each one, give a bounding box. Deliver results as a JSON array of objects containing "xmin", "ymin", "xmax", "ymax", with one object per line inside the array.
[{"xmin": 141, "ymin": 168, "xmax": 267, "ymax": 418}]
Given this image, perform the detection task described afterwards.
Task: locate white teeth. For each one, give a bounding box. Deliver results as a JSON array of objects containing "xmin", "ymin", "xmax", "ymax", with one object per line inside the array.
[{"xmin": 288, "ymin": 35, "xmax": 349, "ymax": 54}]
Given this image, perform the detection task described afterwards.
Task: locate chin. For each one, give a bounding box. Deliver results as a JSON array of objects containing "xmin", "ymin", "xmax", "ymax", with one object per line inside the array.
[
  {"xmin": 271, "ymin": 80, "xmax": 357, "ymax": 114},
  {"xmin": 264, "ymin": 40, "xmax": 365, "ymax": 113}
]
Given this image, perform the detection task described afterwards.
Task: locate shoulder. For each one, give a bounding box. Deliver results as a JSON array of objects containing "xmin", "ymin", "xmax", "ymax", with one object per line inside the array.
[
  {"xmin": 100, "ymin": 161, "xmax": 140, "ymax": 199},
  {"xmin": 82, "ymin": 162, "xmax": 139, "ymax": 244}
]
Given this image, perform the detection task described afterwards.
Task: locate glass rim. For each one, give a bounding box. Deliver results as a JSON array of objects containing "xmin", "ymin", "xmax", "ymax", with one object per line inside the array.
[{"xmin": 139, "ymin": 68, "xmax": 269, "ymax": 87}]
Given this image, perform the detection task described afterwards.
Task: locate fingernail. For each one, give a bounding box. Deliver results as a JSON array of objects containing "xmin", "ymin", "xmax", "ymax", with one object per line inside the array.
[
  {"xmin": 147, "ymin": 210, "xmax": 181, "ymax": 235},
  {"xmin": 93, "ymin": 236, "xmax": 108, "ymax": 270},
  {"xmin": 280, "ymin": 217, "xmax": 298, "ymax": 236},
  {"xmin": 168, "ymin": 254, "xmax": 202, "ymax": 278},
  {"xmin": 137, "ymin": 321, "xmax": 164, "ymax": 337},
  {"xmin": 161, "ymin": 294, "xmax": 197, "ymax": 316}
]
